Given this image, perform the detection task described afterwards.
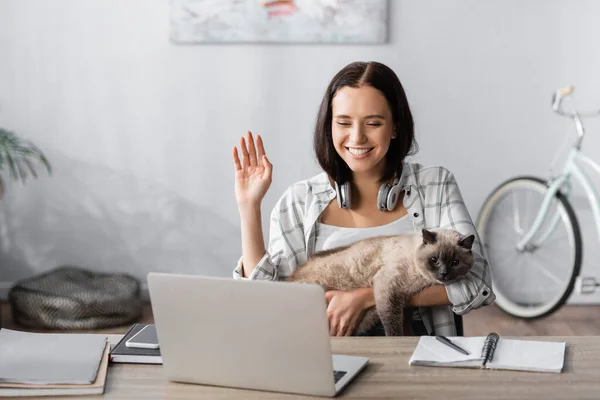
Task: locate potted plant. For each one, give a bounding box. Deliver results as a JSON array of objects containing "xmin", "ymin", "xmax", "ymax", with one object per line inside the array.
[
  {"xmin": 0, "ymin": 127, "xmax": 51, "ymax": 328},
  {"xmin": 0, "ymin": 127, "xmax": 51, "ymax": 198}
]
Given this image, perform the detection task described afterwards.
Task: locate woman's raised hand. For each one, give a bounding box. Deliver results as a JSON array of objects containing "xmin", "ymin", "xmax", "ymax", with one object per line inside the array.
[{"xmin": 232, "ymin": 131, "xmax": 273, "ymax": 208}]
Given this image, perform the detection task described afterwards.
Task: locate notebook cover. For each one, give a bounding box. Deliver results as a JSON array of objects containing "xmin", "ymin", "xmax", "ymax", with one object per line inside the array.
[
  {"xmin": 0, "ymin": 329, "xmax": 107, "ymax": 385},
  {"xmin": 109, "ymin": 323, "xmax": 162, "ymax": 364},
  {"xmin": 0, "ymin": 342, "xmax": 109, "ymax": 397}
]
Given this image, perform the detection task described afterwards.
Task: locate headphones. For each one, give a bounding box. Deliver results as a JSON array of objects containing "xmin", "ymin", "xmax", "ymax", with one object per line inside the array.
[{"xmin": 335, "ymin": 175, "xmax": 402, "ymax": 212}]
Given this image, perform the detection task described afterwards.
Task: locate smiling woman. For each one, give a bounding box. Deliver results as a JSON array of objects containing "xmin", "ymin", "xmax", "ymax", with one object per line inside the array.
[
  {"xmin": 315, "ymin": 63, "xmax": 415, "ymax": 191},
  {"xmin": 231, "ymin": 61, "xmax": 494, "ymax": 337}
]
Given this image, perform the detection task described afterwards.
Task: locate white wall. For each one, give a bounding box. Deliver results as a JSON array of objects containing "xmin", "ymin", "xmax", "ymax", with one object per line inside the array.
[{"xmin": 1, "ymin": 0, "xmax": 599, "ymax": 302}]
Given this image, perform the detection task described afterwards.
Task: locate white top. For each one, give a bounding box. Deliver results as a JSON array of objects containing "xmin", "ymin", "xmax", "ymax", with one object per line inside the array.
[{"xmin": 315, "ymin": 213, "xmax": 415, "ymax": 252}]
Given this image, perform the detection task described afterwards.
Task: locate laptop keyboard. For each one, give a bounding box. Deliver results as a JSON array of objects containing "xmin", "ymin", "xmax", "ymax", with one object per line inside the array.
[{"xmin": 333, "ymin": 370, "xmax": 347, "ymax": 383}]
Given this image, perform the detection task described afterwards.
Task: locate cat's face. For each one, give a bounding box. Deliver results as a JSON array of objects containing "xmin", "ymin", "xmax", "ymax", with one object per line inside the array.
[{"xmin": 416, "ymin": 229, "xmax": 475, "ymax": 283}]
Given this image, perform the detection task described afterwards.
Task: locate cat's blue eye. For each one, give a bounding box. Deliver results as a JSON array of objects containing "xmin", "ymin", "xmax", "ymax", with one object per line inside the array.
[
  {"xmin": 452, "ymin": 259, "xmax": 460, "ymax": 266},
  {"xmin": 430, "ymin": 257, "xmax": 437, "ymax": 263}
]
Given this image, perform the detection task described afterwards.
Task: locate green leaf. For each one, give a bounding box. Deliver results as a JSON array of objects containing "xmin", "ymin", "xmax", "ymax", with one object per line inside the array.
[
  {"xmin": 4, "ymin": 150, "xmax": 18, "ymax": 181},
  {"xmin": 15, "ymin": 158, "xmax": 28, "ymax": 183},
  {"xmin": 23, "ymin": 158, "xmax": 38, "ymax": 179},
  {"xmin": 0, "ymin": 127, "xmax": 52, "ymax": 183}
]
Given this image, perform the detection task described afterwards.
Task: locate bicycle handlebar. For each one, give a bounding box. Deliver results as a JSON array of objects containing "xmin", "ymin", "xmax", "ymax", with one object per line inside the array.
[
  {"xmin": 551, "ymin": 85, "xmax": 574, "ymax": 115},
  {"xmin": 552, "ymin": 85, "xmax": 600, "ymax": 118},
  {"xmin": 558, "ymin": 85, "xmax": 575, "ymax": 96}
]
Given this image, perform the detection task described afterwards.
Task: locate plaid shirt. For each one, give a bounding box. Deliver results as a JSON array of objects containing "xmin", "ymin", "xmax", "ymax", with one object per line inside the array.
[{"xmin": 233, "ymin": 162, "xmax": 495, "ymax": 336}]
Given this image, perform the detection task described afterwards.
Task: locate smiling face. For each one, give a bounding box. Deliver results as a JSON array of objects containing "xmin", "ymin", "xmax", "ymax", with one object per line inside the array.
[{"xmin": 331, "ymin": 85, "xmax": 396, "ymax": 178}]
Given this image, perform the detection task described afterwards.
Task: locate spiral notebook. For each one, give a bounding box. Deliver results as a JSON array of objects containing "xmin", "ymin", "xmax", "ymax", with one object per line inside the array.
[{"xmin": 409, "ymin": 333, "xmax": 566, "ymax": 373}]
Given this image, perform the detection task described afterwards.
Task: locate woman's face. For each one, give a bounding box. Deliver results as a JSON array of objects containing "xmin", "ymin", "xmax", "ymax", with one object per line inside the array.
[{"xmin": 331, "ymin": 85, "xmax": 395, "ymax": 177}]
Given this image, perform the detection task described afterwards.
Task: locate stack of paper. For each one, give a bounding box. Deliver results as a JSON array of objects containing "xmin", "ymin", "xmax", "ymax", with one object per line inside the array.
[{"xmin": 0, "ymin": 329, "xmax": 109, "ymax": 397}]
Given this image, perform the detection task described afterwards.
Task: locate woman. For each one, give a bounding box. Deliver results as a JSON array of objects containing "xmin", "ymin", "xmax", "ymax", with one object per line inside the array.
[{"xmin": 231, "ymin": 61, "xmax": 494, "ymax": 336}]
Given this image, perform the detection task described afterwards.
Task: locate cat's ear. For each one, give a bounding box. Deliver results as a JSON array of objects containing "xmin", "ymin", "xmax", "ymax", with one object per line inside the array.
[
  {"xmin": 459, "ymin": 234, "xmax": 475, "ymax": 250},
  {"xmin": 422, "ymin": 229, "xmax": 437, "ymax": 245}
]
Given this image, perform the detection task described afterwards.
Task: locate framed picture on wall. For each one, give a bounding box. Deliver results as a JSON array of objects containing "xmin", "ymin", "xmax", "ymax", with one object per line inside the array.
[{"xmin": 170, "ymin": 0, "xmax": 389, "ymax": 44}]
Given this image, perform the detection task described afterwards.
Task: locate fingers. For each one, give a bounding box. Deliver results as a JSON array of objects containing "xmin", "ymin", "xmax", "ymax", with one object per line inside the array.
[
  {"xmin": 325, "ymin": 290, "xmax": 337, "ymax": 304},
  {"xmin": 262, "ymin": 155, "xmax": 272, "ymax": 180},
  {"xmin": 327, "ymin": 303, "xmax": 337, "ymax": 336},
  {"xmin": 344, "ymin": 324, "xmax": 354, "ymax": 336},
  {"xmin": 345, "ymin": 317, "xmax": 359, "ymax": 336},
  {"xmin": 239, "ymin": 137, "xmax": 250, "ymax": 169},
  {"xmin": 329, "ymin": 315, "xmax": 348, "ymax": 336},
  {"xmin": 238, "ymin": 131, "xmax": 264, "ymax": 170},
  {"xmin": 329, "ymin": 318, "xmax": 337, "ymax": 336},
  {"xmin": 256, "ymin": 135, "xmax": 266, "ymax": 166},
  {"xmin": 246, "ymin": 131, "xmax": 258, "ymax": 167},
  {"xmin": 232, "ymin": 147, "xmax": 242, "ymax": 171},
  {"xmin": 337, "ymin": 324, "xmax": 346, "ymax": 337},
  {"xmin": 338, "ymin": 319, "xmax": 352, "ymax": 336}
]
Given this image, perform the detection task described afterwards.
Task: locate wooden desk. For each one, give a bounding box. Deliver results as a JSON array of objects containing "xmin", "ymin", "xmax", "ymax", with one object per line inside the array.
[{"xmin": 94, "ymin": 336, "xmax": 600, "ymax": 400}]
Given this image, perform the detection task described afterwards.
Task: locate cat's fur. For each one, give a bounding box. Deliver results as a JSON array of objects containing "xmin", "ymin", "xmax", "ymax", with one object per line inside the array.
[{"xmin": 287, "ymin": 228, "xmax": 475, "ymax": 336}]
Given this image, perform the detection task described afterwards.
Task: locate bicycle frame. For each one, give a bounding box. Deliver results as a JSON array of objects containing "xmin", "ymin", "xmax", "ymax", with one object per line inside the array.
[{"xmin": 516, "ymin": 147, "xmax": 600, "ymax": 251}]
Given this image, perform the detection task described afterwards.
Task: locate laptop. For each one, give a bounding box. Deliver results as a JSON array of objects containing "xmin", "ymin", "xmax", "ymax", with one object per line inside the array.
[{"xmin": 147, "ymin": 272, "xmax": 369, "ymax": 397}]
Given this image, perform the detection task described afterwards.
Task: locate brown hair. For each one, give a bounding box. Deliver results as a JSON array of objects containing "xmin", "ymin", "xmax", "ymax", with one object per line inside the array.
[{"xmin": 313, "ymin": 61, "xmax": 417, "ymax": 184}]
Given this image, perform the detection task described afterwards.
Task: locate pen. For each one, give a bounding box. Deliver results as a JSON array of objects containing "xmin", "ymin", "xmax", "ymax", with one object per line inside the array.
[{"xmin": 435, "ymin": 335, "xmax": 470, "ymax": 355}]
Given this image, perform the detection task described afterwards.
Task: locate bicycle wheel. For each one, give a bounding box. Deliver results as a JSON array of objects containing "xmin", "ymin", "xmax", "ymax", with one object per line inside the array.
[{"xmin": 477, "ymin": 176, "xmax": 582, "ymax": 319}]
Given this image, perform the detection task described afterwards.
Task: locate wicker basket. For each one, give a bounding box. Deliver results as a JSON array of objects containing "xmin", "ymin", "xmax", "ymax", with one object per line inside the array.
[{"xmin": 8, "ymin": 266, "xmax": 142, "ymax": 330}]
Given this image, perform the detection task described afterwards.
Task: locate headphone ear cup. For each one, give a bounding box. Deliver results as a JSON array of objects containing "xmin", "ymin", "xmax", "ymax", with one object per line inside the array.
[
  {"xmin": 386, "ymin": 184, "xmax": 401, "ymax": 211},
  {"xmin": 335, "ymin": 182, "xmax": 351, "ymax": 209},
  {"xmin": 335, "ymin": 182, "xmax": 343, "ymax": 208},
  {"xmin": 377, "ymin": 184, "xmax": 391, "ymax": 211},
  {"xmin": 343, "ymin": 182, "xmax": 351, "ymax": 209}
]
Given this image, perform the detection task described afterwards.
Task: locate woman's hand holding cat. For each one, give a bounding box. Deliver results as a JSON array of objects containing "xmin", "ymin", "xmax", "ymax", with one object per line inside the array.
[
  {"xmin": 232, "ymin": 131, "xmax": 273, "ymax": 208},
  {"xmin": 325, "ymin": 288, "xmax": 374, "ymax": 336}
]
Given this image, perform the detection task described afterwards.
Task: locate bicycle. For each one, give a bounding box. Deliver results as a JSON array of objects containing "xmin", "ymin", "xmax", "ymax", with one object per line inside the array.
[{"xmin": 476, "ymin": 85, "xmax": 600, "ymax": 319}]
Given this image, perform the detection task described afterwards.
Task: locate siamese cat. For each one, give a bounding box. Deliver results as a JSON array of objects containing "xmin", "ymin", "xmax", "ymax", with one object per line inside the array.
[{"xmin": 287, "ymin": 228, "xmax": 475, "ymax": 336}]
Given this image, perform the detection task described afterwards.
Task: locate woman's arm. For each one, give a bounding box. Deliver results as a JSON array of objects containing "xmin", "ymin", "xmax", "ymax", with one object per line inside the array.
[
  {"xmin": 233, "ymin": 184, "xmax": 309, "ymax": 281},
  {"xmin": 233, "ymin": 132, "xmax": 277, "ymax": 278},
  {"xmin": 239, "ymin": 204, "xmax": 267, "ymax": 277},
  {"xmin": 408, "ymin": 285, "xmax": 450, "ymax": 307},
  {"xmin": 353, "ymin": 285, "xmax": 450, "ymax": 310},
  {"xmin": 439, "ymin": 171, "xmax": 495, "ymax": 314}
]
